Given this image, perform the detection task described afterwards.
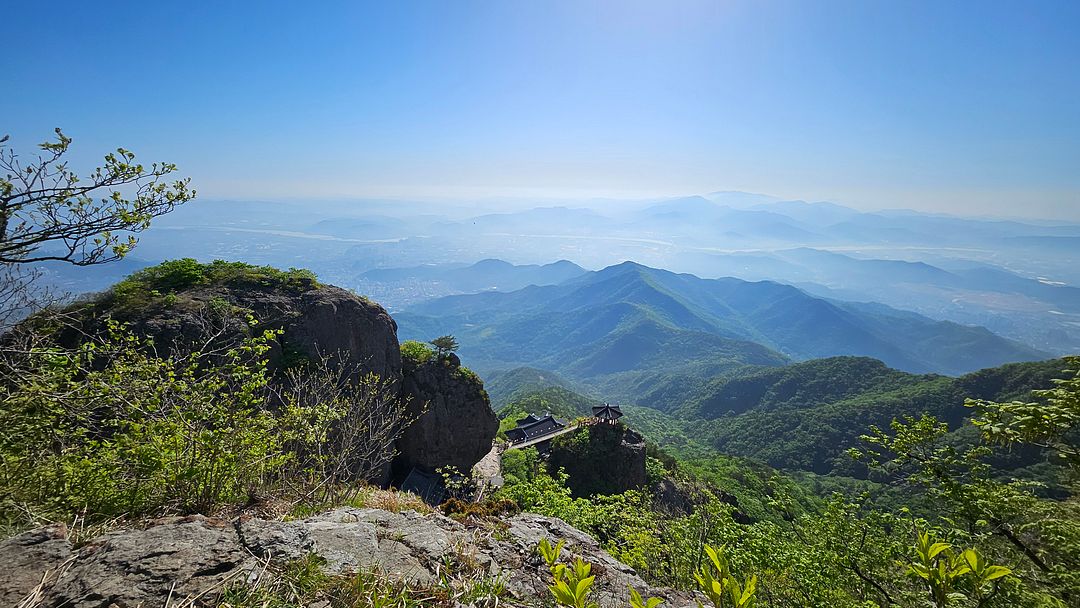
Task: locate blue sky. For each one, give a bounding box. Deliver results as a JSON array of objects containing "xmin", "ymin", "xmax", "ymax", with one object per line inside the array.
[{"xmin": 4, "ymin": 1, "xmax": 1079, "ymax": 219}]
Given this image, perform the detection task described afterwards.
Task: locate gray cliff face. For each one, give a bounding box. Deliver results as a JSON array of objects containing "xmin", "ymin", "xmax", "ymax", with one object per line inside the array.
[
  {"xmin": 88, "ymin": 283, "xmax": 402, "ymax": 381},
  {"xmin": 0, "ymin": 525, "xmax": 71, "ymax": 608},
  {"xmin": 0, "ymin": 508, "xmax": 695, "ymax": 608},
  {"xmin": 396, "ymin": 353, "xmax": 500, "ymax": 475},
  {"xmin": 284, "ymin": 286, "xmax": 401, "ymax": 380},
  {"xmin": 549, "ymin": 424, "xmax": 647, "ymax": 497}
]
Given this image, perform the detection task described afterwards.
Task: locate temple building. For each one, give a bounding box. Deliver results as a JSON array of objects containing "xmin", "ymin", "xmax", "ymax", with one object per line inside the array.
[{"xmin": 506, "ymin": 412, "xmax": 567, "ymax": 445}]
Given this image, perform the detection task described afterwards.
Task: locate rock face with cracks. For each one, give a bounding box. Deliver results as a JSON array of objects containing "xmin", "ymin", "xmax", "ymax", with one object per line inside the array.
[
  {"xmin": 396, "ymin": 353, "xmax": 499, "ymax": 476},
  {"xmin": 0, "ymin": 508, "xmax": 694, "ymax": 608},
  {"xmin": 549, "ymin": 423, "xmax": 647, "ymax": 497},
  {"xmin": 61, "ymin": 282, "xmax": 402, "ymax": 382}
]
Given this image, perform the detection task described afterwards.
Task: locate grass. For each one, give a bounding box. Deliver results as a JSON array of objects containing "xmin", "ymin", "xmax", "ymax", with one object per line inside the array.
[
  {"xmin": 400, "ymin": 340, "xmax": 436, "ymax": 365},
  {"xmin": 354, "ymin": 487, "xmax": 434, "ymax": 515},
  {"xmin": 214, "ymin": 555, "xmax": 441, "ymax": 608},
  {"xmin": 212, "ymin": 551, "xmax": 510, "ymax": 608}
]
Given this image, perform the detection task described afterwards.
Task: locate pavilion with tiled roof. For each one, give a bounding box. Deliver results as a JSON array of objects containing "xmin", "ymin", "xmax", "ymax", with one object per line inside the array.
[{"xmin": 591, "ymin": 403, "xmax": 623, "ymax": 424}]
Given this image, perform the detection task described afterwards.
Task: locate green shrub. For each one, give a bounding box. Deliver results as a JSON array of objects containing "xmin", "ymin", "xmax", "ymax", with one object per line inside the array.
[
  {"xmin": 0, "ymin": 321, "xmax": 287, "ymax": 519},
  {"xmin": 104, "ymin": 259, "xmax": 320, "ymax": 313},
  {"xmin": 645, "ymin": 456, "xmax": 667, "ymax": 485},
  {"xmin": 455, "ymin": 365, "xmax": 482, "ymax": 385},
  {"xmin": 500, "ymin": 447, "xmax": 541, "ymax": 486},
  {"xmin": 401, "ymin": 340, "xmax": 435, "ymax": 364},
  {"xmin": 142, "ymin": 258, "xmax": 207, "ymax": 289},
  {"xmin": 0, "ymin": 316, "xmax": 404, "ymax": 526}
]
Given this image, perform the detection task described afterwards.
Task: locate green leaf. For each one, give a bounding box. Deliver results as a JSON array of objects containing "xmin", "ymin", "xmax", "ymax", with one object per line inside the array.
[
  {"xmin": 927, "ymin": 542, "xmax": 951, "ymax": 560},
  {"xmin": 575, "ymin": 575, "xmax": 595, "ymax": 599}
]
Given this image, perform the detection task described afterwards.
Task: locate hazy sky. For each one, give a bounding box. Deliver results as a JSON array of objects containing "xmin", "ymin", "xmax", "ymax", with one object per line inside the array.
[{"xmin": 4, "ymin": 1, "xmax": 1079, "ymax": 219}]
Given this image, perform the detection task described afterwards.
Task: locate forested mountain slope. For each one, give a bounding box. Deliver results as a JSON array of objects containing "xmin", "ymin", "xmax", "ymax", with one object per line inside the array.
[
  {"xmin": 397, "ymin": 262, "xmax": 1047, "ymax": 379},
  {"xmin": 625, "ymin": 356, "xmax": 1072, "ymax": 475},
  {"xmin": 490, "ymin": 353, "xmax": 1071, "ymax": 478}
]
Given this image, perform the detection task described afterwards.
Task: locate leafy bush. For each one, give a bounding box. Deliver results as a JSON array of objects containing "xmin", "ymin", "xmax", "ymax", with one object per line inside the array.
[
  {"xmin": 0, "ymin": 320, "xmax": 287, "ymax": 519},
  {"xmin": 401, "ymin": 340, "xmax": 435, "ymax": 365},
  {"xmin": 501, "ymin": 447, "xmax": 541, "ymax": 486},
  {"xmin": 537, "ymin": 538, "xmax": 597, "ymax": 608},
  {"xmin": 0, "ymin": 313, "xmax": 405, "ymax": 527},
  {"xmin": 645, "ymin": 456, "xmax": 668, "ymax": 485},
  {"xmin": 694, "ymin": 544, "xmax": 757, "ymax": 608},
  {"xmin": 455, "ymin": 364, "xmax": 483, "ymax": 386},
  {"xmin": 104, "ymin": 258, "xmax": 319, "ymax": 313},
  {"xmin": 132, "ymin": 257, "xmax": 208, "ymax": 291}
]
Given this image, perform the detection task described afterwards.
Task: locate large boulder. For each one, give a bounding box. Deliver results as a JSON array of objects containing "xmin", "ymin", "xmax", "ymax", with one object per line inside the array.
[
  {"xmin": 0, "ymin": 525, "xmax": 71, "ymax": 608},
  {"xmin": 395, "ymin": 353, "xmax": 499, "ymax": 476},
  {"xmin": 123, "ymin": 285, "xmax": 397, "ymax": 380},
  {"xmin": 283, "ymin": 286, "xmax": 401, "ymax": 380},
  {"xmin": 0, "ymin": 508, "xmax": 696, "ymax": 608},
  {"xmin": 58, "ymin": 278, "xmax": 401, "ymax": 382}
]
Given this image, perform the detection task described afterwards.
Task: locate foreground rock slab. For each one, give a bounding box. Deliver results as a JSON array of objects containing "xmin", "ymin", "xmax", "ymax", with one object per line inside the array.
[{"xmin": 0, "ymin": 508, "xmax": 694, "ymax": 608}]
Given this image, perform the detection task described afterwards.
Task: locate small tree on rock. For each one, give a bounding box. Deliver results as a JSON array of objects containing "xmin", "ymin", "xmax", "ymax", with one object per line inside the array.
[
  {"xmin": 0, "ymin": 129, "xmax": 194, "ymax": 328},
  {"xmin": 429, "ymin": 335, "xmax": 459, "ymax": 358}
]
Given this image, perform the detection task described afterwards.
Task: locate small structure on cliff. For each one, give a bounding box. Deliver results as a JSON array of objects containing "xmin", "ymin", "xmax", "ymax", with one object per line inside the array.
[
  {"xmin": 591, "ymin": 403, "xmax": 623, "ymax": 425},
  {"xmin": 506, "ymin": 412, "xmax": 567, "ymax": 445}
]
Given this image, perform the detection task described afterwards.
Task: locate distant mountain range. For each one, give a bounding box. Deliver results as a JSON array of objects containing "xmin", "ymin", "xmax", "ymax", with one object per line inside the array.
[
  {"xmin": 354, "ymin": 259, "xmax": 586, "ymax": 310},
  {"xmin": 396, "ymin": 261, "xmax": 1048, "ymax": 384},
  {"xmin": 671, "ymin": 247, "xmax": 1080, "ymax": 354},
  {"xmin": 36, "ymin": 191, "xmax": 1079, "ymax": 358}
]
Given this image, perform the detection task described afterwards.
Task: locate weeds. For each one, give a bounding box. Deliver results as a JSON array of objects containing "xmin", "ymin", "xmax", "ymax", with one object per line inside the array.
[{"xmin": 215, "ymin": 555, "xmax": 447, "ymax": 608}]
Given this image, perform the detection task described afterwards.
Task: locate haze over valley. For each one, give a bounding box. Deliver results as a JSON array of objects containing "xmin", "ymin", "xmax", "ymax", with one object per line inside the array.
[{"xmin": 42, "ymin": 191, "xmax": 1080, "ymax": 361}]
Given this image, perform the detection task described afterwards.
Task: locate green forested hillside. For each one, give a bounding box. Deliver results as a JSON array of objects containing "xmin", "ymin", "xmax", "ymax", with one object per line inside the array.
[
  {"xmin": 642, "ymin": 356, "xmax": 924, "ymax": 417},
  {"xmin": 498, "ymin": 386, "xmax": 599, "ymax": 422},
  {"xmin": 397, "ymin": 262, "xmax": 1047, "ymax": 382},
  {"xmin": 625, "ymin": 356, "xmax": 1073, "ymax": 475},
  {"xmin": 494, "ymin": 355, "xmax": 1080, "ymax": 607},
  {"xmin": 483, "ymin": 366, "xmax": 579, "ymax": 407},
  {"xmin": 494, "ymin": 354, "xmax": 1072, "ymax": 480}
]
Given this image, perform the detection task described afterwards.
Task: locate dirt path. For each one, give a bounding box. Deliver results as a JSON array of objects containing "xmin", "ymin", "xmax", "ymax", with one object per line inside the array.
[{"xmin": 471, "ymin": 442, "xmax": 503, "ymax": 490}]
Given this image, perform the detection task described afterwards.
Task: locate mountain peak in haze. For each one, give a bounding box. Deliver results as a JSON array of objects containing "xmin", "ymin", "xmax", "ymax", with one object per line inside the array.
[
  {"xmin": 398, "ymin": 261, "xmax": 1047, "ymax": 380},
  {"xmin": 702, "ymin": 191, "xmax": 783, "ymax": 208}
]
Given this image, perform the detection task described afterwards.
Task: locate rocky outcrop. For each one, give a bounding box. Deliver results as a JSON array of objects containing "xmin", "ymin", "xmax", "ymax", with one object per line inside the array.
[
  {"xmin": 395, "ymin": 353, "xmax": 499, "ymax": 476},
  {"xmin": 549, "ymin": 423, "xmax": 647, "ymax": 497},
  {"xmin": 51, "ymin": 274, "xmax": 501, "ymax": 480},
  {"xmin": 0, "ymin": 508, "xmax": 694, "ymax": 608},
  {"xmin": 653, "ymin": 478, "xmax": 695, "ymax": 516},
  {"xmin": 283, "ymin": 286, "xmax": 401, "ymax": 380},
  {"xmin": 651, "ymin": 478, "xmax": 752, "ymax": 524},
  {"xmin": 52, "ymin": 280, "xmax": 401, "ymax": 382}
]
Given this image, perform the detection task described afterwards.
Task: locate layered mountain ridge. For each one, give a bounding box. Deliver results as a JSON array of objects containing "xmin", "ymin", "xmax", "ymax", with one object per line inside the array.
[{"xmin": 397, "ymin": 261, "xmax": 1047, "ymax": 381}]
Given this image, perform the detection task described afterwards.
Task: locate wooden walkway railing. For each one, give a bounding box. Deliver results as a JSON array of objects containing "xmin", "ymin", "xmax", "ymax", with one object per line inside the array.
[{"xmin": 505, "ymin": 422, "xmax": 579, "ymax": 450}]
